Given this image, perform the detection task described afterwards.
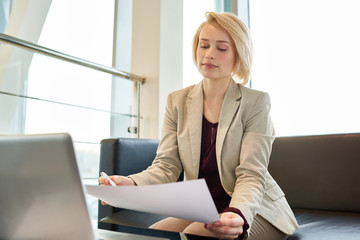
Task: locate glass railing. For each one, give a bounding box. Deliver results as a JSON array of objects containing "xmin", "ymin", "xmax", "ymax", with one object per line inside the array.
[{"xmin": 0, "ymin": 33, "xmax": 145, "ymax": 179}]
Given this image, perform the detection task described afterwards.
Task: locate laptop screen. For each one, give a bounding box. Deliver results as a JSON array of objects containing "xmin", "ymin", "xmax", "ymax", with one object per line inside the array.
[{"xmin": 0, "ymin": 133, "xmax": 95, "ymax": 239}]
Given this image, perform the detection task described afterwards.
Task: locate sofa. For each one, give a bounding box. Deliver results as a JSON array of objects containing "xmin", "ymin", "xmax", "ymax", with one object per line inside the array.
[
  {"xmin": 268, "ymin": 133, "xmax": 360, "ymax": 239},
  {"xmin": 97, "ymin": 138, "xmax": 164, "ymax": 229},
  {"xmin": 98, "ymin": 133, "xmax": 360, "ymax": 239}
]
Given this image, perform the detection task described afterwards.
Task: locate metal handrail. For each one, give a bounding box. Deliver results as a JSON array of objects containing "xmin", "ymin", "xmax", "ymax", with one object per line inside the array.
[{"xmin": 0, "ymin": 33, "xmax": 145, "ymax": 83}]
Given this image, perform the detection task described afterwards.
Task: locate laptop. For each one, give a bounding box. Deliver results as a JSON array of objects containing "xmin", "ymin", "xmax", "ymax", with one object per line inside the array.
[{"xmin": 0, "ymin": 133, "xmax": 169, "ymax": 240}]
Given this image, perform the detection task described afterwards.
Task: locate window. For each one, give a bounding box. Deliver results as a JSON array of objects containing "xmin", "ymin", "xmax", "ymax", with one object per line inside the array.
[
  {"xmin": 0, "ymin": 0, "xmax": 11, "ymax": 33},
  {"xmin": 0, "ymin": 0, "xmax": 136, "ymax": 223},
  {"xmin": 250, "ymin": 0, "xmax": 360, "ymax": 136},
  {"xmin": 25, "ymin": 0, "xmax": 117, "ymax": 178}
]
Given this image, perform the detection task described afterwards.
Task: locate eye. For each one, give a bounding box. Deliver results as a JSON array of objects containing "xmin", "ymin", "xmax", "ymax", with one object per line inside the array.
[
  {"xmin": 217, "ymin": 44, "xmax": 228, "ymax": 52},
  {"xmin": 200, "ymin": 45, "xmax": 209, "ymax": 49}
]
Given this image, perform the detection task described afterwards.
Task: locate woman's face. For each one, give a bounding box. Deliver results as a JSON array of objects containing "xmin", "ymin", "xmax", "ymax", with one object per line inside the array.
[{"xmin": 196, "ymin": 23, "xmax": 235, "ymax": 82}]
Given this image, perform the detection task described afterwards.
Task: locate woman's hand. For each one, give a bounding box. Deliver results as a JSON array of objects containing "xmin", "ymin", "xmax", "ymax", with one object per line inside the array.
[
  {"xmin": 205, "ymin": 212, "xmax": 244, "ymax": 239},
  {"xmin": 98, "ymin": 175, "xmax": 136, "ymax": 205},
  {"xmin": 98, "ymin": 175, "xmax": 136, "ymax": 186}
]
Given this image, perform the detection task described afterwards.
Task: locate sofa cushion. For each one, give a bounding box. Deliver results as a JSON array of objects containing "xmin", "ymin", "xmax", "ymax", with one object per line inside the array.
[{"xmin": 288, "ymin": 209, "xmax": 360, "ymax": 240}]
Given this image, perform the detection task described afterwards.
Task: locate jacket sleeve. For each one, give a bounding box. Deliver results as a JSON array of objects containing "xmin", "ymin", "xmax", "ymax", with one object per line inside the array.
[
  {"xmin": 129, "ymin": 93, "xmax": 183, "ymax": 185},
  {"xmin": 229, "ymin": 92, "xmax": 276, "ymax": 227}
]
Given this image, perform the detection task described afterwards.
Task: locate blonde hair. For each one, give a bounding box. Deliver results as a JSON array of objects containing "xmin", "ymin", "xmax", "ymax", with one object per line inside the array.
[{"xmin": 192, "ymin": 12, "xmax": 254, "ymax": 85}]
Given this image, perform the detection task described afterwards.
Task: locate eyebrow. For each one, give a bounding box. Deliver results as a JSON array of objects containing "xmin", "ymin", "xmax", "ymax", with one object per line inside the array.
[{"xmin": 200, "ymin": 38, "xmax": 230, "ymax": 44}]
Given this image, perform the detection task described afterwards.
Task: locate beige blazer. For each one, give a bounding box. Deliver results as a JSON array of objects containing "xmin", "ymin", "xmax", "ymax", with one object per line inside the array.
[{"xmin": 130, "ymin": 79, "xmax": 299, "ymax": 235}]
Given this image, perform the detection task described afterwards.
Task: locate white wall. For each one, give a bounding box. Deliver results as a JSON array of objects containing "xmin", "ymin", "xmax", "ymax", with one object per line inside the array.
[
  {"xmin": 131, "ymin": 0, "xmax": 160, "ymax": 139},
  {"xmin": 159, "ymin": 0, "xmax": 183, "ymax": 137},
  {"xmin": 131, "ymin": 0, "xmax": 183, "ymax": 139}
]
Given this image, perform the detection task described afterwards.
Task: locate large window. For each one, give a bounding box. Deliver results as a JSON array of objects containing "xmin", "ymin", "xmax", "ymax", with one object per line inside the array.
[
  {"xmin": 250, "ymin": 0, "xmax": 360, "ymax": 136},
  {"xmin": 25, "ymin": 0, "xmax": 117, "ymax": 178},
  {"xmin": 0, "ymin": 0, "xmax": 135, "ymax": 223}
]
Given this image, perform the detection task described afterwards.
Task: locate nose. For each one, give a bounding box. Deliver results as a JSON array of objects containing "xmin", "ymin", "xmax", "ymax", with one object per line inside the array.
[{"xmin": 205, "ymin": 47, "xmax": 215, "ymax": 59}]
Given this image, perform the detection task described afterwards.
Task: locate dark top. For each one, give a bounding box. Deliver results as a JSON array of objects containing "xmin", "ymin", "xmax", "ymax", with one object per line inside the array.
[
  {"xmin": 199, "ymin": 115, "xmax": 231, "ymax": 212},
  {"xmin": 199, "ymin": 116, "xmax": 249, "ymax": 239}
]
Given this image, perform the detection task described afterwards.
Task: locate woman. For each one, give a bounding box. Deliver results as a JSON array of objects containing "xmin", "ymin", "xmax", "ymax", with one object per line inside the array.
[{"xmin": 100, "ymin": 12, "xmax": 298, "ymax": 240}]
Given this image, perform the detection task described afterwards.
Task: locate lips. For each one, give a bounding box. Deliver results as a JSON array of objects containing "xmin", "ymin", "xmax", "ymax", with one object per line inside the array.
[{"xmin": 203, "ymin": 62, "xmax": 217, "ymax": 68}]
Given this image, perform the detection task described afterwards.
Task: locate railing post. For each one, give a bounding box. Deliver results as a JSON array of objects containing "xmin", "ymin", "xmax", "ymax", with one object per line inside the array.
[{"xmin": 136, "ymin": 81, "xmax": 141, "ymax": 138}]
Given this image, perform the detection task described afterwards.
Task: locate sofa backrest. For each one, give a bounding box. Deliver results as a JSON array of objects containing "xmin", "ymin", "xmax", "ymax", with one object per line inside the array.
[
  {"xmin": 99, "ymin": 138, "xmax": 160, "ymax": 177},
  {"xmin": 268, "ymin": 133, "xmax": 360, "ymax": 213},
  {"xmin": 98, "ymin": 138, "xmax": 160, "ymax": 222}
]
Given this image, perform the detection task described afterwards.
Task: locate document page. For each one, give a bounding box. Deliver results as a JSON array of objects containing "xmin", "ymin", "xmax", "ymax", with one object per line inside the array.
[{"xmin": 86, "ymin": 179, "xmax": 219, "ymax": 223}]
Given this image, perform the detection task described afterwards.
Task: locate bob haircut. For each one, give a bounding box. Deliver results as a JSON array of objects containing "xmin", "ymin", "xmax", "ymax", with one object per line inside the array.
[{"xmin": 192, "ymin": 12, "xmax": 254, "ymax": 85}]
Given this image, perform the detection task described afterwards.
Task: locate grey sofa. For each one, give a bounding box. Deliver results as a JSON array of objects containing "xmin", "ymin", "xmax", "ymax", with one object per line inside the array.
[
  {"xmin": 98, "ymin": 133, "xmax": 360, "ymax": 239},
  {"xmin": 268, "ymin": 133, "xmax": 360, "ymax": 239}
]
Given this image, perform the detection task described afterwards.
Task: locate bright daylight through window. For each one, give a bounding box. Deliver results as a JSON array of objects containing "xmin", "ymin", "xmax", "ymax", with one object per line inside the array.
[{"xmin": 250, "ymin": 0, "xmax": 360, "ymax": 136}]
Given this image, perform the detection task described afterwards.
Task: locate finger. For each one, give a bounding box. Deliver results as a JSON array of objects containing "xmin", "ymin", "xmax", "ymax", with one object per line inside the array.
[
  {"xmin": 99, "ymin": 177, "xmax": 113, "ymax": 186},
  {"xmin": 98, "ymin": 176, "xmax": 107, "ymax": 185},
  {"xmin": 110, "ymin": 175, "xmax": 136, "ymax": 186},
  {"xmin": 206, "ymin": 214, "xmax": 244, "ymax": 238},
  {"xmin": 219, "ymin": 233, "xmax": 240, "ymax": 240},
  {"xmin": 207, "ymin": 225, "xmax": 242, "ymax": 239},
  {"xmin": 110, "ymin": 175, "xmax": 123, "ymax": 185},
  {"xmin": 206, "ymin": 220, "xmax": 222, "ymax": 229},
  {"xmin": 206, "ymin": 219, "xmax": 240, "ymax": 229},
  {"xmin": 206, "ymin": 225, "xmax": 241, "ymax": 240},
  {"xmin": 207, "ymin": 223, "xmax": 242, "ymax": 234},
  {"xmin": 101, "ymin": 200, "xmax": 108, "ymax": 205}
]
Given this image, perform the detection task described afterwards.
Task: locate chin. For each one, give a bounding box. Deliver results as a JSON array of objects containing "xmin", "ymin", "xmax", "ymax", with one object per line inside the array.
[{"xmin": 201, "ymin": 71, "xmax": 217, "ymax": 79}]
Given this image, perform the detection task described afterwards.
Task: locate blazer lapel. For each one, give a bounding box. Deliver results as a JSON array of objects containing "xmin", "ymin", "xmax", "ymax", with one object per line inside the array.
[
  {"xmin": 216, "ymin": 80, "xmax": 242, "ymax": 164},
  {"xmin": 186, "ymin": 81, "xmax": 204, "ymax": 177}
]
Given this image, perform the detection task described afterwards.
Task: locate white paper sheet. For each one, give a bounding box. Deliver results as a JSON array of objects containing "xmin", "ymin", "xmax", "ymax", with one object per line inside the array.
[{"xmin": 86, "ymin": 179, "xmax": 219, "ymax": 223}]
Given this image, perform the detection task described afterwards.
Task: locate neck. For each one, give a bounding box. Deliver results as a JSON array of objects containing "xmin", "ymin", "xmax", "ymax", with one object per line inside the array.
[{"xmin": 203, "ymin": 77, "xmax": 231, "ymax": 99}]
